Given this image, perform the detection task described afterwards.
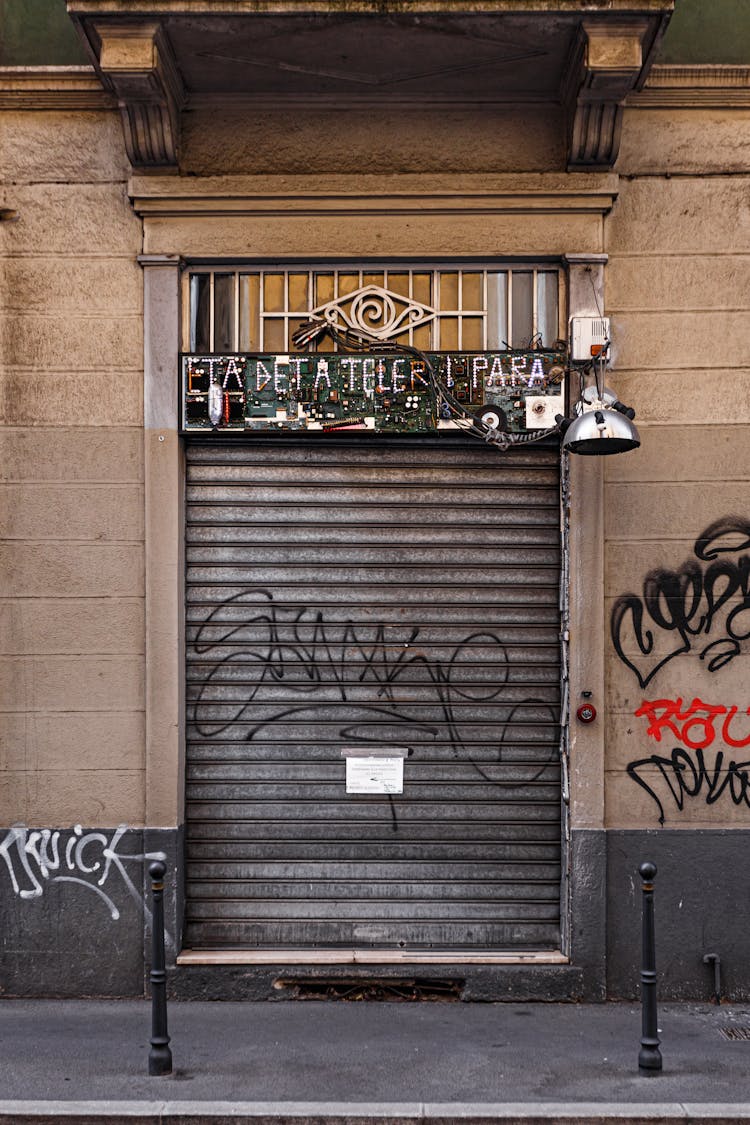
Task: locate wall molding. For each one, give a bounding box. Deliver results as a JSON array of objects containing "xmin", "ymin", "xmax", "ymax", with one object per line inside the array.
[
  {"xmin": 630, "ymin": 64, "xmax": 750, "ymax": 107},
  {"xmin": 129, "ymin": 172, "xmax": 620, "ymax": 219},
  {"xmin": 3, "ymin": 63, "xmax": 745, "ymax": 116},
  {"xmin": 0, "ymin": 66, "xmax": 115, "ymax": 110}
]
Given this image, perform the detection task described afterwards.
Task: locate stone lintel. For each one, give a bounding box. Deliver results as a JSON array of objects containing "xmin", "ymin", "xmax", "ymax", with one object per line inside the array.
[{"xmin": 127, "ymin": 172, "xmax": 620, "ymax": 219}]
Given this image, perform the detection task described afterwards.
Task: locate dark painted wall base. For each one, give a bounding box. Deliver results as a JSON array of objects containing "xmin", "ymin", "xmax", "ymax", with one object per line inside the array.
[
  {"xmin": 570, "ymin": 828, "xmax": 607, "ymax": 1000},
  {"xmin": 2, "ymin": 825, "xmax": 747, "ymax": 1000},
  {"xmin": 606, "ymin": 829, "xmax": 750, "ymax": 1002},
  {"xmin": 0, "ymin": 825, "xmax": 182, "ymax": 998}
]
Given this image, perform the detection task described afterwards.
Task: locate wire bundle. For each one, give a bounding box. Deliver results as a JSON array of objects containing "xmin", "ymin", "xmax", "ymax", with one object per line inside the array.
[{"xmin": 291, "ymin": 317, "xmax": 562, "ymax": 451}]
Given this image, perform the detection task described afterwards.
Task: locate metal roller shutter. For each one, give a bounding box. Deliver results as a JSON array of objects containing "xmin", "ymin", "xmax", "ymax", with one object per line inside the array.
[{"xmin": 185, "ymin": 437, "xmax": 562, "ymax": 951}]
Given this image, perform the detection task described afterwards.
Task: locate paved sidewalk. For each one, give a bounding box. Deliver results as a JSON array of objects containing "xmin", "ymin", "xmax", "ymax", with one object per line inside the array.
[{"xmin": 1, "ymin": 1000, "xmax": 750, "ymax": 1122}]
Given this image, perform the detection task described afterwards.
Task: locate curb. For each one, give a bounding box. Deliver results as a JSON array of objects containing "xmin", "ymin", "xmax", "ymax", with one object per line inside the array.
[{"xmin": 3, "ymin": 1103, "xmax": 750, "ymax": 1125}]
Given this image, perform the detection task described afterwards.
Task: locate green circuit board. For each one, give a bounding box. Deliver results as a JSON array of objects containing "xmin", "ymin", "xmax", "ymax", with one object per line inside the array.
[{"xmin": 181, "ymin": 351, "xmax": 566, "ymax": 434}]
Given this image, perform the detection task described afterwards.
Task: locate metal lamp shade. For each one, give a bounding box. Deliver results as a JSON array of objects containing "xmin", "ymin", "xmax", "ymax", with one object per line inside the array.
[{"xmin": 561, "ymin": 408, "xmax": 640, "ymax": 455}]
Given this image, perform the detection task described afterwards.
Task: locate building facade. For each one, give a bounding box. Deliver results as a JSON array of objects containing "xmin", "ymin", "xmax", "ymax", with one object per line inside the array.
[{"xmin": 2, "ymin": 0, "xmax": 750, "ymax": 1000}]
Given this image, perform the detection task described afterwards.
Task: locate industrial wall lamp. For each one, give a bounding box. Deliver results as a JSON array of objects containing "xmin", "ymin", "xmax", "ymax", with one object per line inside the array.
[{"xmin": 556, "ymin": 318, "xmax": 640, "ymax": 456}]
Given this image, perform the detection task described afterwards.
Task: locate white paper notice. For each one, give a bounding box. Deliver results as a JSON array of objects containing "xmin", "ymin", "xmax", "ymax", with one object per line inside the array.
[{"xmin": 346, "ymin": 756, "xmax": 404, "ymax": 795}]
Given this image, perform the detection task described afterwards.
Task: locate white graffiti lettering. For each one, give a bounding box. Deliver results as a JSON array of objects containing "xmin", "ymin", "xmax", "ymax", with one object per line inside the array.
[{"xmin": 0, "ymin": 824, "xmax": 171, "ymax": 944}]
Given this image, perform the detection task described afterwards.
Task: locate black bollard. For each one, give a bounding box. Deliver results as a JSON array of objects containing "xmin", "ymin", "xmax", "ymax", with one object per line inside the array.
[
  {"xmin": 638, "ymin": 861, "xmax": 662, "ymax": 1074},
  {"xmin": 148, "ymin": 859, "xmax": 173, "ymax": 1076}
]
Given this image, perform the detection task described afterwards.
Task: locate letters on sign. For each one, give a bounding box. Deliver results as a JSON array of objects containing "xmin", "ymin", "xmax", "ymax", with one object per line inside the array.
[{"xmin": 181, "ymin": 350, "xmax": 566, "ymax": 434}]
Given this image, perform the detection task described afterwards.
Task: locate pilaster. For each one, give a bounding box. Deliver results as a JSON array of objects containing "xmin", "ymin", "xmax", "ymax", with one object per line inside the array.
[
  {"xmin": 140, "ymin": 254, "xmax": 185, "ymax": 829},
  {"xmin": 564, "ymin": 253, "xmax": 608, "ymax": 832}
]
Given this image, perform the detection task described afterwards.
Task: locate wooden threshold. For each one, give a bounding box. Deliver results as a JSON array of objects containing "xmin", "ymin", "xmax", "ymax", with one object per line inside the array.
[{"xmin": 177, "ymin": 949, "xmax": 569, "ymax": 966}]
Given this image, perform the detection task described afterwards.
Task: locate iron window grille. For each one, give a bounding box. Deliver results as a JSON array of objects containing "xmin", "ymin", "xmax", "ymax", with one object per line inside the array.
[{"xmin": 184, "ymin": 265, "xmax": 563, "ymax": 355}]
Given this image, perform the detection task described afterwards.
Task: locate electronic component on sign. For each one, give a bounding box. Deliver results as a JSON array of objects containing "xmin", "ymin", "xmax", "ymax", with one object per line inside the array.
[
  {"xmin": 208, "ymin": 382, "xmax": 223, "ymax": 426},
  {"xmin": 182, "ymin": 356, "xmax": 271, "ymax": 429},
  {"xmin": 476, "ymin": 406, "xmax": 507, "ymax": 431},
  {"xmin": 525, "ymin": 394, "xmax": 566, "ymax": 428}
]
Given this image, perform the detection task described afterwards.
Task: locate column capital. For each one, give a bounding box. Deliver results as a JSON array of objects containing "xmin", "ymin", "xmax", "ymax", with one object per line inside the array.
[
  {"xmin": 138, "ymin": 254, "xmax": 183, "ymax": 268},
  {"xmin": 564, "ymin": 253, "xmax": 609, "ymax": 266}
]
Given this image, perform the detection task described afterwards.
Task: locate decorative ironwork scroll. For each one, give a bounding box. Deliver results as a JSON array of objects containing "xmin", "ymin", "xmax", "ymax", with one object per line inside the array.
[{"xmin": 311, "ymin": 284, "xmax": 436, "ymax": 341}]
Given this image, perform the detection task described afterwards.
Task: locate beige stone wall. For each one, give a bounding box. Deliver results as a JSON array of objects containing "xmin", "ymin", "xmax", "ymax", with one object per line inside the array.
[
  {"xmin": 603, "ymin": 107, "xmax": 750, "ymax": 829},
  {"xmin": 4, "ymin": 87, "xmax": 748, "ymax": 843},
  {"xmin": 181, "ymin": 103, "xmax": 566, "ymax": 175},
  {"xmin": 0, "ymin": 108, "xmax": 146, "ymax": 827}
]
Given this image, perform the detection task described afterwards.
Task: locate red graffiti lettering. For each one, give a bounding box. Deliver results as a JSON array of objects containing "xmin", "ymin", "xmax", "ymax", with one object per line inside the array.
[
  {"xmin": 721, "ymin": 705, "xmax": 750, "ymax": 748},
  {"xmin": 635, "ymin": 697, "xmax": 750, "ymax": 750},
  {"xmin": 633, "ymin": 698, "xmax": 685, "ymax": 743}
]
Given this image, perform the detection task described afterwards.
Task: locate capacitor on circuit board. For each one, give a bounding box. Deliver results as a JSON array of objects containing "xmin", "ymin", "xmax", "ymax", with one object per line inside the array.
[{"xmin": 208, "ymin": 381, "xmax": 223, "ymax": 426}]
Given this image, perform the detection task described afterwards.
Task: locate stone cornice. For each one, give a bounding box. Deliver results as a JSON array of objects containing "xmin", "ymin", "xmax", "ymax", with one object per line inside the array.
[
  {"xmin": 629, "ymin": 64, "xmax": 750, "ymax": 108},
  {"xmin": 5, "ymin": 61, "xmax": 742, "ymax": 122},
  {"xmin": 128, "ymin": 172, "xmax": 620, "ymax": 218},
  {"xmin": 0, "ymin": 66, "xmax": 115, "ymax": 110},
  {"xmin": 65, "ymin": 2, "xmax": 674, "ymax": 173}
]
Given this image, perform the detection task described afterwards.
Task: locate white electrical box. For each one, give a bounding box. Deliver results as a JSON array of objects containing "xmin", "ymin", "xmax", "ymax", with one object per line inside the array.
[{"xmin": 570, "ymin": 316, "xmax": 610, "ymax": 361}]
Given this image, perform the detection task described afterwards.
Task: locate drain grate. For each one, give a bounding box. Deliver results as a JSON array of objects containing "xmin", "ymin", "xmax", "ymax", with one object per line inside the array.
[
  {"xmin": 719, "ymin": 1026, "xmax": 750, "ymax": 1040},
  {"xmin": 274, "ymin": 977, "xmax": 463, "ymax": 1001}
]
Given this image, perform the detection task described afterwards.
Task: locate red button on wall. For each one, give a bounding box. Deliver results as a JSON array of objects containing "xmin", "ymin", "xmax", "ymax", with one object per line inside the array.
[{"xmin": 577, "ymin": 703, "xmax": 597, "ymax": 724}]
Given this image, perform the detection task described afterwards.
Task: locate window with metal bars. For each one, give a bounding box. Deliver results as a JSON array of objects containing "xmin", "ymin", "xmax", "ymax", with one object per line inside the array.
[{"xmin": 185, "ymin": 265, "xmax": 562, "ymax": 354}]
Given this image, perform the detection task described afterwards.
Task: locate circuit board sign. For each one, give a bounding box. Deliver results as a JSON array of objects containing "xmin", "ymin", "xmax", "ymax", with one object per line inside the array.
[{"xmin": 181, "ymin": 351, "xmax": 566, "ymax": 434}]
